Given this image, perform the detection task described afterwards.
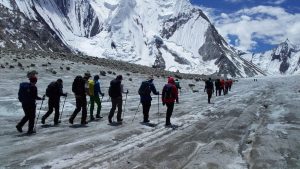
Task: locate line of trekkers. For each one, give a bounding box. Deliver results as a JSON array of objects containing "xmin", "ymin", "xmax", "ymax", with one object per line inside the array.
[
  {"xmin": 16, "ymin": 71, "xmax": 182, "ymax": 134},
  {"xmin": 204, "ymin": 78, "xmax": 234, "ymax": 104}
]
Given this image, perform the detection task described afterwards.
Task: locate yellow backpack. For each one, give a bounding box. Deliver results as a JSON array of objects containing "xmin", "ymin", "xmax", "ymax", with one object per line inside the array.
[{"xmin": 88, "ymin": 80, "xmax": 95, "ymax": 96}]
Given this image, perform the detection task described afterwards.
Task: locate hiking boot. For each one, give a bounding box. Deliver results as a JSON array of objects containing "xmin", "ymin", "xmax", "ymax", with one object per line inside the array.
[
  {"xmin": 54, "ymin": 122, "xmax": 59, "ymax": 126},
  {"xmin": 108, "ymin": 118, "xmax": 112, "ymax": 124},
  {"xmin": 117, "ymin": 118, "xmax": 123, "ymax": 122},
  {"xmin": 16, "ymin": 125, "xmax": 22, "ymax": 133},
  {"xmin": 69, "ymin": 118, "xmax": 73, "ymax": 124},
  {"xmin": 27, "ymin": 130, "xmax": 36, "ymax": 135},
  {"xmin": 81, "ymin": 121, "xmax": 88, "ymax": 125},
  {"xmin": 41, "ymin": 117, "xmax": 45, "ymax": 124},
  {"xmin": 90, "ymin": 116, "xmax": 95, "ymax": 121},
  {"xmin": 165, "ymin": 123, "xmax": 172, "ymax": 126},
  {"xmin": 143, "ymin": 119, "xmax": 150, "ymax": 123},
  {"xmin": 96, "ymin": 114, "xmax": 103, "ymax": 118}
]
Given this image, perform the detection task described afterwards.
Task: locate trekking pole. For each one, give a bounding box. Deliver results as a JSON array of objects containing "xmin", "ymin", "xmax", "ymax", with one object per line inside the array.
[
  {"xmin": 157, "ymin": 93, "xmax": 160, "ymax": 124},
  {"xmin": 59, "ymin": 96, "xmax": 67, "ymax": 121},
  {"xmin": 122, "ymin": 90, "xmax": 128, "ymax": 119},
  {"xmin": 34, "ymin": 95, "xmax": 45, "ymax": 131},
  {"xmin": 132, "ymin": 102, "xmax": 141, "ymax": 123}
]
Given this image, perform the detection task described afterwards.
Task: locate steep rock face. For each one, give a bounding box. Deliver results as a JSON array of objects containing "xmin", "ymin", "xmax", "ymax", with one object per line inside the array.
[
  {"xmin": 0, "ymin": 0, "xmax": 264, "ymax": 77},
  {"xmin": 0, "ymin": 4, "xmax": 69, "ymax": 52},
  {"xmin": 241, "ymin": 39, "xmax": 300, "ymax": 75}
]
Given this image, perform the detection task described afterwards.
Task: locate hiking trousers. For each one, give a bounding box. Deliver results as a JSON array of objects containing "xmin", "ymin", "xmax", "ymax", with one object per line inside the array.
[
  {"xmin": 166, "ymin": 102, "xmax": 174, "ymax": 125},
  {"xmin": 17, "ymin": 103, "xmax": 36, "ymax": 132},
  {"xmin": 90, "ymin": 96, "xmax": 102, "ymax": 117},
  {"xmin": 207, "ymin": 89, "xmax": 213, "ymax": 104},
  {"xmin": 70, "ymin": 96, "xmax": 87, "ymax": 123},
  {"xmin": 142, "ymin": 102, "xmax": 151, "ymax": 122},
  {"xmin": 43, "ymin": 99, "xmax": 60, "ymax": 124},
  {"xmin": 109, "ymin": 97, "xmax": 123, "ymax": 121}
]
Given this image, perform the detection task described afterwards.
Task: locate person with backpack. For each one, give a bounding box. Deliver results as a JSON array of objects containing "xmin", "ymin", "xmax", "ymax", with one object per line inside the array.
[
  {"xmin": 108, "ymin": 75, "xmax": 127, "ymax": 124},
  {"xmin": 215, "ymin": 79, "xmax": 221, "ymax": 96},
  {"xmin": 16, "ymin": 76, "xmax": 44, "ymax": 134},
  {"xmin": 204, "ymin": 78, "xmax": 214, "ymax": 104},
  {"xmin": 138, "ymin": 75, "xmax": 159, "ymax": 123},
  {"xmin": 69, "ymin": 72, "xmax": 90, "ymax": 125},
  {"xmin": 89, "ymin": 75, "xmax": 105, "ymax": 121},
  {"xmin": 174, "ymin": 79, "xmax": 181, "ymax": 103},
  {"xmin": 41, "ymin": 79, "xmax": 67, "ymax": 125},
  {"xmin": 162, "ymin": 77, "xmax": 178, "ymax": 126},
  {"xmin": 220, "ymin": 79, "xmax": 225, "ymax": 95},
  {"xmin": 228, "ymin": 79, "xmax": 233, "ymax": 91}
]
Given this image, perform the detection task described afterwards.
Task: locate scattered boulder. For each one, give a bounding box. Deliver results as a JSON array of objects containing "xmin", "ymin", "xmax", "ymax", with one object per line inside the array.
[
  {"xmin": 1, "ymin": 64, "xmax": 5, "ymax": 68},
  {"xmin": 9, "ymin": 65, "xmax": 14, "ymax": 69},
  {"xmin": 126, "ymin": 73, "xmax": 131, "ymax": 76},
  {"xmin": 60, "ymin": 67, "xmax": 63, "ymax": 70},
  {"xmin": 66, "ymin": 67, "xmax": 71, "ymax": 71},
  {"xmin": 18, "ymin": 63, "xmax": 23, "ymax": 67},
  {"xmin": 100, "ymin": 71, "xmax": 106, "ymax": 76},
  {"xmin": 42, "ymin": 64, "xmax": 48, "ymax": 67},
  {"xmin": 30, "ymin": 63, "xmax": 35, "ymax": 67},
  {"xmin": 192, "ymin": 90, "xmax": 199, "ymax": 93},
  {"xmin": 188, "ymin": 84, "xmax": 195, "ymax": 87},
  {"xmin": 112, "ymin": 72, "xmax": 116, "ymax": 75},
  {"xmin": 13, "ymin": 58, "xmax": 17, "ymax": 62},
  {"xmin": 174, "ymin": 74, "xmax": 182, "ymax": 79},
  {"xmin": 107, "ymin": 71, "xmax": 112, "ymax": 74},
  {"xmin": 129, "ymin": 78, "xmax": 132, "ymax": 81}
]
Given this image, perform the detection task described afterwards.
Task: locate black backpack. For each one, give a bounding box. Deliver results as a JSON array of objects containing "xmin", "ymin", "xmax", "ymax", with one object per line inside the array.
[
  {"xmin": 163, "ymin": 84, "xmax": 174, "ymax": 99},
  {"xmin": 72, "ymin": 76, "xmax": 84, "ymax": 95},
  {"xmin": 18, "ymin": 82, "xmax": 31, "ymax": 102},
  {"xmin": 108, "ymin": 79, "xmax": 121, "ymax": 98},
  {"xmin": 46, "ymin": 82, "xmax": 56, "ymax": 97},
  {"xmin": 138, "ymin": 81, "xmax": 151, "ymax": 96}
]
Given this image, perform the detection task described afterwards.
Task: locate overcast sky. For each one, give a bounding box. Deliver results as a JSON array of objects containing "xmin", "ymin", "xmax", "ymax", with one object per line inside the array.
[{"xmin": 190, "ymin": 0, "xmax": 300, "ymax": 53}]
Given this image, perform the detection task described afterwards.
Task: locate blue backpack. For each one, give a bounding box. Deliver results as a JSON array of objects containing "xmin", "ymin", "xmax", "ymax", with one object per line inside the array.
[{"xmin": 18, "ymin": 82, "xmax": 31, "ymax": 102}]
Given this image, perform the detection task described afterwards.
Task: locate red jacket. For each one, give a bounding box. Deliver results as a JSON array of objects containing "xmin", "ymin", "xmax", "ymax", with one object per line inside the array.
[
  {"xmin": 162, "ymin": 78, "xmax": 178, "ymax": 103},
  {"xmin": 220, "ymin": 79, "xmax": 225, "ymax": 88}
]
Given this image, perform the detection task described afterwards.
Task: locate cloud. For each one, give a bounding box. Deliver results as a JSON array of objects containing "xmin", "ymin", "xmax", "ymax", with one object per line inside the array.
[
  {"xmin": 267, "ymin": 0, "xmax": 286, "ymax": 5},
  {"xmin": 224, "ymin": 0, "xmax": 243, "ymax": 3},
  {"xmin": 208, "ymin": 5, "xmax": 300, "ymax": 52}
]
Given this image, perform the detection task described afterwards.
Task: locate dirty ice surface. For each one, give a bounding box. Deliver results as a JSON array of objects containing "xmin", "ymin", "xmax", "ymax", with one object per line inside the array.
[{"xmin": 0, "ymin": 56, "xmax": 300, "ymax": 169}]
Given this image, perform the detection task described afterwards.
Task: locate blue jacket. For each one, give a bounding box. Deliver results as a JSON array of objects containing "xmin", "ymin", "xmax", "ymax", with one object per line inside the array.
[
  {"xmin": 139, "ymin": 80, "xmax": 159, "ymax": 103},
  {"xmin": 94, "ymin": 80, "xmax": 103, "ymax": 97}
]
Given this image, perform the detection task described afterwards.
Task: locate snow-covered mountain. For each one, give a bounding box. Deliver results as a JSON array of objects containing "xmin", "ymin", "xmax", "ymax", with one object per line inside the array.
[
  {"xmin": 241, "ymin": 39, "xmax": 300, "ymax": 75},
  {"xmin": 0, "ymin": 0, "xmax": 264, "ymax": 77}
]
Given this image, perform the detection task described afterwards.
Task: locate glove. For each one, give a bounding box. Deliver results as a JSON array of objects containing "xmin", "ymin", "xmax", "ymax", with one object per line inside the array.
[
  {"xmin": 101, "ymin": 93, "xmax": 105, "ymax": 97},
  {"xmin": 64, "ymin": 92, "xmax": 68, "ymax": 97},
  {"xmin": 162, "ymin": 102, "xmax": 165, "ymax": 106}
]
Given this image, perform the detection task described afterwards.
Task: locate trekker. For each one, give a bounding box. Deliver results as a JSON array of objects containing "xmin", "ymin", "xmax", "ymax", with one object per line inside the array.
[
  {"xmin": 108, "ymin": 75, "xmax": 127, "ymax": 124},
  {"xmin": 224, "ymin": 79, "xmax": 230, "ymax": 95},
  {"xmin": 215, "ymin": 79, "xmax": 221, "ymax": 96},
  {"xmin": 69, "ymin": 72, "xmax": 91, "ymax": 125},
  {"xmin": 174, "ymin": 79, "xmax": 181, "ymax": 103},
  {"xmin": 228, "ymin": 79, "xmax": 233, "ymax": 91},
  {"xmin": 138, "ymin": 75, "xmax": 159, "ymax": 123},
  {"xmin": 42, "ymin": 79, "xmax": 67, "ymax": 125},
  {"xmin": 220, "ymin": 79, "xmax": 225, "ymax": 95},
  {"xmin": 16, "ymin": 76, "xmax": 44, "ymax": 134},
  {"xmin": 89, "ymin": 75, "xmax": 105, "ymax": 121},
  {"xmin": 162, "ymin": 77, "xmax": 178, "ymax": 126},
  {"xmin": 204, "ymin": 78, "xmax": 214, "ymax": 104}
]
